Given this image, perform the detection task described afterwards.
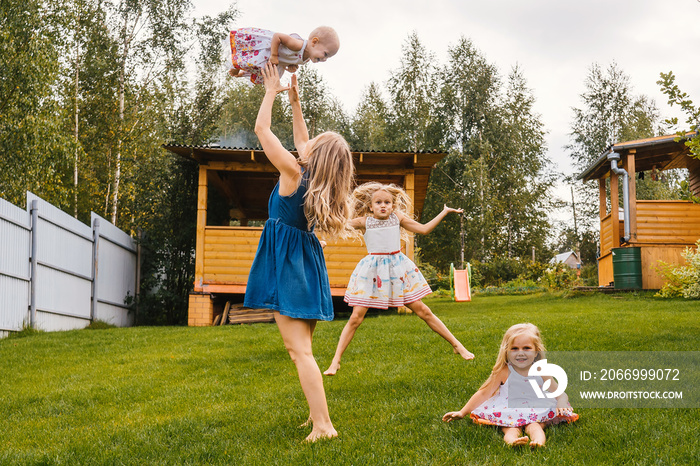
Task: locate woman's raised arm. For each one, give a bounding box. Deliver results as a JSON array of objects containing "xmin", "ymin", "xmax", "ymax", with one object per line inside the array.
[
  {"xmin": 288, "ymin": 74, "xmax": 309, "ymax": 155},
  {"xmin": 254, "ymin": 63, "xmax": 300, "ymax": 191}
]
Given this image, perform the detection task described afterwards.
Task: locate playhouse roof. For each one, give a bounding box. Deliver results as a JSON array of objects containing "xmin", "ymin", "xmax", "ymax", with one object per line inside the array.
[
  {"xmin": 162, "ymin": 144, "xmax": 448, "ymax": 220},
  {"xmin": 578, "ymin": 132, "xmax": 697, "ymax": 182}
]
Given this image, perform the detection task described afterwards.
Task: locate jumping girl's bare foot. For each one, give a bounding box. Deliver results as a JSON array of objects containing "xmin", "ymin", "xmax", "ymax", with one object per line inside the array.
[
  {"xmin": 454, "ymin": 345, "xmax": 475, "ymax": 360},
  {"xmin": 305, "ymin": 427, "xmax": 338, "ymax": 442},
  {"xmin": 323, "ymin": 362, "xmax": 340, "ymax": 376}
]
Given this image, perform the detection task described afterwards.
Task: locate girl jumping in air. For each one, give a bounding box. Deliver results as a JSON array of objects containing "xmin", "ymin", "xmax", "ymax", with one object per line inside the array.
[
  {"xmin": 323, "ymin": 182, "xmax": 474, "ymax": 376},
  {"xmin": 442, "ymin": 323, "xmax": 578, "ymax": 448},
  {"xmin": 228, "ymin": 26, "xmax": 339, "ymax": 84},
  {"xmin": 244, "ymin": 62, "xmax": 354, "ymax": 442}
]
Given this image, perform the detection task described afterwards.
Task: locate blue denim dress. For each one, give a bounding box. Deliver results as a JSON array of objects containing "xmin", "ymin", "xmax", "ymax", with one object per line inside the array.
[{"xmin": 244, "ymin": 172, "xmax": 333, "ymax": 321}]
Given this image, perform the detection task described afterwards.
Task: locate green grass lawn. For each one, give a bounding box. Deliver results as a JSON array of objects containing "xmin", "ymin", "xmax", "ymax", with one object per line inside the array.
[{"xmin": 1, "ymin": 292, "xmax": 698, "ymax": 465}]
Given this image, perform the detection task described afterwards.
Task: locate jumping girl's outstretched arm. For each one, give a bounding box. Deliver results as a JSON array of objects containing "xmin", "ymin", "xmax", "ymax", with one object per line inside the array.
[
  {"xmin": 395, "ymin": 204, "xmax": 463, "ymax": 235},
  {"xmin": 348, "ymin": 217, "xmax": 366, "ymax": 230},
  {"xmin": 442, "ymin": 366, "xmax": 508, "ymax": 422},
  {"xmin": 255, "ymin": 63, "xmax": 300, "ymax": 195}
]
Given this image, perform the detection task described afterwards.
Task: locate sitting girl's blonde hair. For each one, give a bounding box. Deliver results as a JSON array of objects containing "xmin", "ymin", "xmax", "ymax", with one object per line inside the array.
[
  {"xmin": 480, "ymin": 323, "xmax": 546, "ymax": 391},
  {"xmin": 299, "ymin": 132, "xmax": 355, "ymax": 237}
]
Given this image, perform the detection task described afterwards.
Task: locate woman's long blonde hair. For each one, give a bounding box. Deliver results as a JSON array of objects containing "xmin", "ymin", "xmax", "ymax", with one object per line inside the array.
[
  {"xmin": 298, "ymin": 132, "xmax": 354, "ymax": 237},
  {"xmin": 480, "ymin": 323, "xmax": 546, "ymax": 391}
]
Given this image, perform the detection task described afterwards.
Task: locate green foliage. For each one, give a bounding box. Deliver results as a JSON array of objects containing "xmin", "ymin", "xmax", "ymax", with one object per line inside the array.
[
  {"xmin": 541, "ymin": 262, "xmax": 579, "ymax": 290},
  {"xmin": 470, "ymin": 257, "xmax": 525, "ymax": 287},
  {"xmin": 655, "ymin": 241, "xmax": 700, "ymax": 299},
  {"xmin": 476, "ymin": 278, "xmax": 547, "ymax": 295},
  {"xmin": 657, "ymin": 71, "xmax": 700, "ymax": 158},
  {"xmin": 518, "ymin": 260, "xmax": 550, "ymax": 282},
  {"xmin": 679, "ymin": 179, "xmax": 700, "ymax": 203},
  {"xmin": 349, "ymin": 82, "xmax": 393, "ymax": 150},
  {"xmin": 580, "ymin": 263, "xmax": 598, "ymax": 286},
  {"xmin": 0, "ymin": 0, "xmax": 77, "ymax": 207}
]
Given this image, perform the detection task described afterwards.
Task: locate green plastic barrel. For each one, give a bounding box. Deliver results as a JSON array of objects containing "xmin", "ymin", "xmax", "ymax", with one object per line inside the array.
[{"xmin": 612, "ymin": 247, "xmax": 642, "ymax": 290}]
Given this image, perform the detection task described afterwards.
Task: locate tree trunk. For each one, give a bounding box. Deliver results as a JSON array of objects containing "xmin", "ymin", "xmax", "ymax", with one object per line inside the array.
[{"xmin": 73, "ymin": 30, "xmax": 80, "ymax": 218}]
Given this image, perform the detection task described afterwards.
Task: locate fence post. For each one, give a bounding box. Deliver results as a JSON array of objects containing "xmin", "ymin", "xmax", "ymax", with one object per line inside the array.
[
  {"xmin": 29, "ymin": 200, "xmax": 39, "ymax": 329},
  {"xmin": 91, "ymin": 218, "xmax": 100, "ymax": 322}
]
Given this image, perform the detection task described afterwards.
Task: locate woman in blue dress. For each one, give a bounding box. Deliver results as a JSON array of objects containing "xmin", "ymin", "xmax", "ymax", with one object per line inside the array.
[{"xmin": 244, "ymin": 62, "xmax": 354, "ymax": 442}]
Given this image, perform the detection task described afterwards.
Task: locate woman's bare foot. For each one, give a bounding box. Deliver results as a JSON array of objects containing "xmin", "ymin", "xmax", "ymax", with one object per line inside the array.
[
  {"xmin": 323, "ymin": 362, "xmax": 340, "ymax": 376},
  {"xmin": 454, "ymin": 345, "xmax": 475, "ymax": 360},
  {"xmin": 305, "ymin": 427, "xmax": 338, "ymax": 442},
  {"xmin": 299, "ymin": 415, "xmax": 312, "ymax": 428}
]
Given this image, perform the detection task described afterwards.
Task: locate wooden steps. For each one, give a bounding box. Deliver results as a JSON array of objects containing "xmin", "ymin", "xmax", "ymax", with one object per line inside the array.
[{"xmin": 216, "ymin": 301, "xmax": 274, "ymax": 325}]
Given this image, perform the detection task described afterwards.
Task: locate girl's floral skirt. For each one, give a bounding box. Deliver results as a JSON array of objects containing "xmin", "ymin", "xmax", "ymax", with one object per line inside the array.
[{"xmin": 344, "ymin": 252, "xmax": 432, "ymax": 308}]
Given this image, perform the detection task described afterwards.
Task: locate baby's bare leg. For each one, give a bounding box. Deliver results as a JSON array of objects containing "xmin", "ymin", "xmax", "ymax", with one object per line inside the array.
[
  {"xmin": 525, "ymin": 422, "xmax": 546, "ymax": 448},
  {"xmin": 405, "ymin": 300, "xmax": 474, "ymax": 360},
  {"xmin": 502, "ymin": 427, "xmax": 529, "ymax": 446}
]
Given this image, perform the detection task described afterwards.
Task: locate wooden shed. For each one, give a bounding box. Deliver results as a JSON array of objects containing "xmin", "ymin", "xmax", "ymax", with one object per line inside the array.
[
  {"xmin": 578, "ymin": 132, "xmax": 700, "ymax": 289},
  {"xmin": 163, "ymin": 144, "xmax": 447, "ymax": 325}
]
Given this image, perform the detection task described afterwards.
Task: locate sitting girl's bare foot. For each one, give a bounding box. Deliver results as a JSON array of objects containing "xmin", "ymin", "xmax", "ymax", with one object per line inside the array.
[
  {"xmin": 506, "ymin": 436, "xmax": 529, "ymax": 446},
  {"xmin": 530, "ymin": 439, "xmax": 546, "ymax": 448},
  {"xmin": 454, "ymin": 345, "xmax": 475, "ymax": 360},
  {"xmin": 323, "ymin": 362, "xmax": 340, "ymax": 376},
  {"xmin": 305, "ymin": 427, "xmax": 338, "ymax": 442}
]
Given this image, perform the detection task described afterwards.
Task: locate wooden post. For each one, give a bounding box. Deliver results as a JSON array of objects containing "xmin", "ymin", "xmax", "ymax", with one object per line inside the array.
[
  {"xmin": 599, "ymin": 178, "xmax": 607, "ymax": 219},
  {"xmin": 610, "ymin": 172, "xmax": 620, "ymax": 248},
  {"xmin": 404, "ymin": 171, "xmax": 415, "ymax": 260},
  {"xmin": 627, "ymin": 150, "xmax": 637, "ymax": 242},
  {"xmin": 194, "ymin": 165, "xmax": 208, "ymax": 290}
]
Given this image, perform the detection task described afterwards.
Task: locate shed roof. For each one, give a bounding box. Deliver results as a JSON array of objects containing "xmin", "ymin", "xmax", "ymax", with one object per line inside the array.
[
  {"xmin": 549, "ymin": 251, "xmax": 580, "ymax": 264},
  {"xmin": 577, "ymin": 132, "xmax": 697, "ymax": 182},
  {"xmin": 163, "ymin": 144, "xmax": 447, "ymax": 220}
]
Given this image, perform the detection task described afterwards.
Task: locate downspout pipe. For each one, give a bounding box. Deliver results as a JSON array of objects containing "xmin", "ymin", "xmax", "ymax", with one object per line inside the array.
[{"xmin": 607, "ymin": 151, "xmax": 631, "ymax": 243}]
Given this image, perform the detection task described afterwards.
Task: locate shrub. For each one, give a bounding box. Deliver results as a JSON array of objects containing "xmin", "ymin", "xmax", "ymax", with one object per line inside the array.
[
  {"xmin": 471, "ymin": 256, "xmax": 526, "ymax": 287},
  {"xmin": 655, "ymin": 241, "xmax": 700, "ymax": 299}
]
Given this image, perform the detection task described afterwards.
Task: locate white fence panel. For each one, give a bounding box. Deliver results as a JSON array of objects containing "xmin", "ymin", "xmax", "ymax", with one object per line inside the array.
[
  {"xmin": 0, "ymin": 197, "xmax": 31, "ymax": 333},
  {"xmin": 92, "ymin": 213, "xmax": 136, "ymax": 327},
  {"xmin": 27, "ymin": 193, "xmax": 94, "ymax": 330},
  {"xmin": 0, "ymin": 193, "xmax": 138, "ymax": 337}
]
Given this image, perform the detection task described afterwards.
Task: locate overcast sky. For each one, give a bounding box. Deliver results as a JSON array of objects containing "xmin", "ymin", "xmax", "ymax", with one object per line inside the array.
[{"xmin": 194, "ymin": 0, "xmax": 700, "ymax": 226}]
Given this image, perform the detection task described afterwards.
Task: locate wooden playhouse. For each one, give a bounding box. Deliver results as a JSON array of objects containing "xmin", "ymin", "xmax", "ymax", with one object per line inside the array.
[
  {"xmin": 162, "ymin": 144, "xmax": 447, "ymax": 325},
  {"xmin": 578, "ymin": 132, "xmax": 700, "ymax": 289}
]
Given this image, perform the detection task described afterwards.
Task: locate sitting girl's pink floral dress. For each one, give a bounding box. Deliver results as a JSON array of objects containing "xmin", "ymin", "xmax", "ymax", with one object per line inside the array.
[{"xmin": 471, "ymin": 364, "xmax": 579, "ymax": 428}]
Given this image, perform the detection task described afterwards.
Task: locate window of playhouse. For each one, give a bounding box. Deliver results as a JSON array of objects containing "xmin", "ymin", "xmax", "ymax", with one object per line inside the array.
[{"xmin": 206, "ymin": 184, "xmax": 265, "ymax": 227}]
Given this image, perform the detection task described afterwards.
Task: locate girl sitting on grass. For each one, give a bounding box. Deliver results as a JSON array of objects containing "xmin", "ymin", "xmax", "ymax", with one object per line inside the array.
[{"xmin": 442, "ymin": 323, "xmax": 578, "ymax": 448}]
